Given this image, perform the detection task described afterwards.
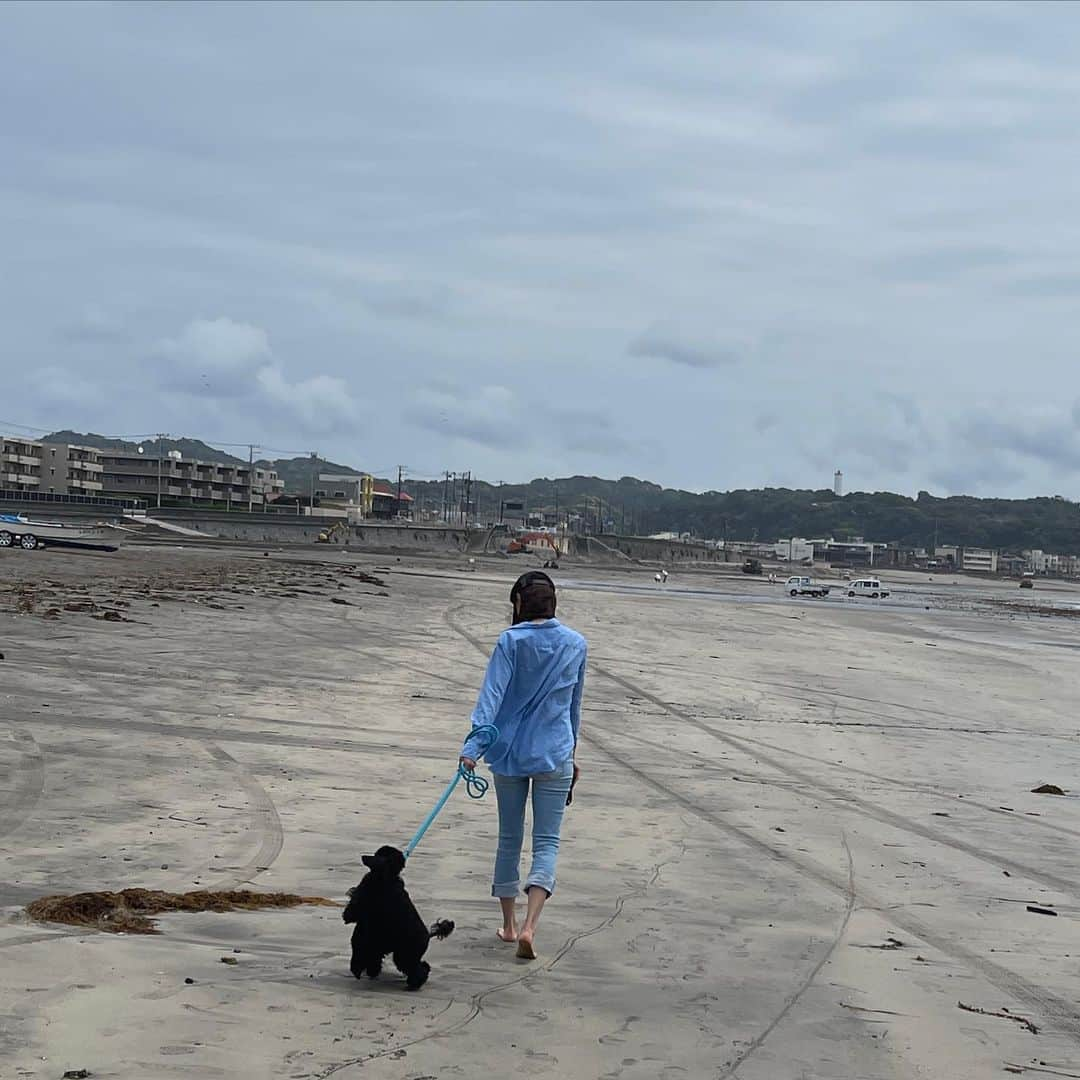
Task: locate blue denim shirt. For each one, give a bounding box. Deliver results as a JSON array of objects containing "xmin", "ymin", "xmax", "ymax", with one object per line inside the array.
[{"xmin": 461, "ymin": 618, "xmax": 587, "ymax": 777}]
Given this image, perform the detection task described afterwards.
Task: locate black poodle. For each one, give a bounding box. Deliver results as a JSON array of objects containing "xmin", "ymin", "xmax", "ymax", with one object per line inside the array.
[{"xmin": 342, "ymin": 845, "xmax": 454, "ymax": 990}]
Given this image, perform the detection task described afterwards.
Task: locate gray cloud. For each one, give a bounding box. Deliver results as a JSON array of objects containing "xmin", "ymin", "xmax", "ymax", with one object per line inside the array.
[
  {"xmin": 1004, "ymin": 271, "xmax": 1080, "ymax": 298},
  {"xmin": 960, "ymin": 406, "xmax": 1080, "ymax": 472},
  {"xmin": 58, "ymin": 307, "xmax": 130, "ymax": 344},
  {"xmin": 873, "ymin": 245, "xmax": 1014, "ymax": 282},
  {"xmin": 3, "ymin": 4, "xmax": 1080, "ymax": 497},
  {"xmin": 628, "ymin": 324, "xmax": 741, "ymax": 370}
]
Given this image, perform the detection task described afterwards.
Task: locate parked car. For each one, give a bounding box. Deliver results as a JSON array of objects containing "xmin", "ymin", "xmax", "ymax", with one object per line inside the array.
[
  {"xmin": 848, "ymin": 578, "xmax": 890, "ymax": 598},
  {"xmin": 785, "ymin": 576, "xmax": 830, "ymax": 598}
]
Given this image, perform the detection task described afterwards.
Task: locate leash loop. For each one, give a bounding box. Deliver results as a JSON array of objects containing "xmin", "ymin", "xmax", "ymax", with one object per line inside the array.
[{"xmin": 403, "ymin": 723, "xmax": 499, "ymax": 858}]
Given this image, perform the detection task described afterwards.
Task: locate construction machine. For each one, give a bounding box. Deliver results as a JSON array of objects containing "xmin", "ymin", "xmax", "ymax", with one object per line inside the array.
[
  {"xmin": 316, "ymin": 522, "xmax": 350, "ymax": 544},
  {"xmin": 506, "ymin": 531, "xmax": 562, "ymax": 564}
]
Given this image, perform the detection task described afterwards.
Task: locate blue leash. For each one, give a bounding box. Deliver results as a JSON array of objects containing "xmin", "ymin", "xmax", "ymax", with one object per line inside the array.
[{"xmin": 403, "ymin": 724, "xmax": 499, "ymax": 859}]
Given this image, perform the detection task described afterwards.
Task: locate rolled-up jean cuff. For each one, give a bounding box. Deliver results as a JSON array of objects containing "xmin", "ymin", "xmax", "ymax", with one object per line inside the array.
[
  {"xmin": 525, "ymin": 877, "xmax": 554, "ymax": 897},
  {"xmin": 491, "ymin": 880, "xmax": 520, "ymax": 898}
]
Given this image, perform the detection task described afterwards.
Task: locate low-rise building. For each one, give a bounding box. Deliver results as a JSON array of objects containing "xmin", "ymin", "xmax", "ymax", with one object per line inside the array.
[
  {"xmin": 1, "ymin": 436, "xmax": 104, "ymax": 496},
  {"xmin": 813, "ymin": 538, "xmax": 889, "ymax": 566},
  {"xmin": 1058, "ymin": 554, "xmax": 1080, "ymax": 577},
  {"xmin": 310, "ymin": 472, "xmax": 413, "ymax": 520},
  {"xmin": 253, "ymin": 466, "xmax": 285, "ymax": 504},
  {"xmin": 961, "ymin": 548, "xmax": 998, "ymax": 573},
  {"xmin": 1026, "ymin": 549, "xmax": 1058, "ymax": 574},
  {"xmin": 100, "ymin": 450, "xmax": 278, "ymax": 508},
  {"xmin": 775, "ymin": 537, "xmax": 815, "ymax": 562},
  {"xmin": 1, "ymin": 435, "xmax": 43, "ymax": 491}
]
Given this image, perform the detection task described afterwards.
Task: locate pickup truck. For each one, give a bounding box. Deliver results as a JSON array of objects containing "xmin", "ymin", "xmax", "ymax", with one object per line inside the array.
[{"xmin": 785, "ymin": 575, "xmax": 830, "ymax": 598}]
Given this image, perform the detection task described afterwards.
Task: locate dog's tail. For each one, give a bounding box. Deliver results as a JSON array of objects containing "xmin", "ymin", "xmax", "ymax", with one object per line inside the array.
[{"xmin": 428, "ymin": 919, "xmax": 455, "ymax": 940}]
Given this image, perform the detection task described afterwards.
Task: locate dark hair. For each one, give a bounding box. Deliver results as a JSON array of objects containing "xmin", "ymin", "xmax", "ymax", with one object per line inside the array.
[{"xmin": 511, "ymin": 571, "xmax": 556, "ymax": 623}]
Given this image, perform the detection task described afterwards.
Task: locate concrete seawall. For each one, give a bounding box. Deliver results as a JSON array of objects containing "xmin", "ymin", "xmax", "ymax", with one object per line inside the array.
[
  {"xmin": 152, "ymin": 511, "xmax": 471, "ymax": 552},
  {"xmin": 582, "ymin": 533, "xmax": 727, "ymax": 564},
  {"xmin": 3, "ymin": 500, "xmax": 726, "ymax": 563}
]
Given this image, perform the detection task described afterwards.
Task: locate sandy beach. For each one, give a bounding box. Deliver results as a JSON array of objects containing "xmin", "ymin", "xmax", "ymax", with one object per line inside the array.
[{"xmin": 2, "ymin": 544, "xmax": 1080, "ymax": 1079}]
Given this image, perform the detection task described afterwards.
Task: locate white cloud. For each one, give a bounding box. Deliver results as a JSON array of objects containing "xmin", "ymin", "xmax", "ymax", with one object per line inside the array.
[
  {"xmin": 155, "ymin": 317, "xmax": 271, "ymax": 397},
  {"xmin": 23, "ymin": 365, "xmax": 106, "ymax": 410},
  {"xmin": 256, "ymin": 366, "xmax": 359, "ymax": 433},
  {"xmin": 154, "ymin": 317, "xmax": 359, "ymax": 434}
]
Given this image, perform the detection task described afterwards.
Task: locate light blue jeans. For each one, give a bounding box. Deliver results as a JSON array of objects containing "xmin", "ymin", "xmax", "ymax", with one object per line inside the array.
[{"xmin": 492, "ymin": 759, "xmax": 574, "ymax": 898}]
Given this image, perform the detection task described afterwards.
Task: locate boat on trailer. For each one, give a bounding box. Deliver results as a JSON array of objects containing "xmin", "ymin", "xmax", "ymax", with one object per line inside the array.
[{"xmin": 0, "ymin": 513, "xmax": 126, "ymax": 552}]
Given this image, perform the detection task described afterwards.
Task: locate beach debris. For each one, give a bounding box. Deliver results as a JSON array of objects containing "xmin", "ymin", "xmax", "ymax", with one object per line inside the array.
[
  {"xmin": 957, "ymin": 1001, "xmax": 1038, "ymax": 1035},
  {"xmin": 1026, "ymin": 905, "xmax": 1058, "ymax": 917},
  {"xmin": 62, "ymin": 1070, "xmax": 91, "ymax": 1079},
  {"xmin": 854, "ymin": 936, "xmax": 905, "ymax": 950},
  {"xmin": 220, "ymin": 956, "xmax": 238, "ymax": 965},
  {"xmin": 839, "ymin": 1002, "xmax": 908, "ymax": 1016},
  {"xmin": 26, "ymin": 888, "xmax": 336, "ymax": 935},
  {"xmin": 184, "ymin": 977, "xmax": 195, "ymax": 984},
  {"xmin": 1031, "ymin": 784, "xmax": 1066, "ymax": 796},
  {"xmin": 330, "ymin": 597, "xmax": 351, "ymax": 605}
]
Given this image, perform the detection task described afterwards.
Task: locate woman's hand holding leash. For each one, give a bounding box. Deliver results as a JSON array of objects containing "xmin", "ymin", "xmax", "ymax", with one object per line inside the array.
[{"xmin": 460, "ymin": 756, "xmax": 477, "ymax": 772}]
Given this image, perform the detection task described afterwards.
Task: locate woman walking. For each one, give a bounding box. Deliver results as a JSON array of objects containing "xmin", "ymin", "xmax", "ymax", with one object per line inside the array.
[{"xmin": 460, "ymin": 571, "xmax": 587, "ymax": 960}]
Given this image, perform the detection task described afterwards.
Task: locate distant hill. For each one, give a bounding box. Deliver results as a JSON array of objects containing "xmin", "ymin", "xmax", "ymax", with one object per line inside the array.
[
  {"xmin": 42, "ymin": 431, "xmax": 1080, "ymax": 551},
  {"xmin": 265, "ymin": 455, "xmax": 364, "ymax": 491},
  {"xmin": 405, "ymin": 476, "xmax": 1080, "ymax": 553},
  {"xmin": 46, "ymin": 431, "xmax": 245, "ymax": 465}
]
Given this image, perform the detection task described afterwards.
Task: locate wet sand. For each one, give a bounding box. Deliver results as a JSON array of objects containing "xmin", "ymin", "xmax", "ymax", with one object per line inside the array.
[{"xmin": 2, "ymin": 544, "xmax": 1080, "ymax": 1078}]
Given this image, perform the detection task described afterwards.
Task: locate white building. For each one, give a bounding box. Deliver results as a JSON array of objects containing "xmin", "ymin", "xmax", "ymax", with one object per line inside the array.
[
  {"xmin": 961, "ymin": 548, "xmax": 998, "ymax": 573},
  {"xmin": 1026, "ymin": 549, "xmax": 1058, "ymax": 574},
  {"xmin": 775, "ymin": 537, "xmax": 815, "ymax": 562}
]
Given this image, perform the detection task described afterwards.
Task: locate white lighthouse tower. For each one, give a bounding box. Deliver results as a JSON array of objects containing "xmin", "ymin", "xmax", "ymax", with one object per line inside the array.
[{"xmin": 834, "ymin": 470, "xmax": 843, "ymax": 496}]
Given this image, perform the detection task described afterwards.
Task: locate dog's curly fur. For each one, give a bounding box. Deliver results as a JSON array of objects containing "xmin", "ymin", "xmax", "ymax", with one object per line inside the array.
[{"xmin": 342, "ymin": 845, "xmax": 454, "ymax": 991}]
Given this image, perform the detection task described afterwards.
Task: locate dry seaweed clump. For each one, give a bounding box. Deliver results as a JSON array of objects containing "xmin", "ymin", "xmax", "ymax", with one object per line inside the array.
[{"xmin": 26, "ymin": 888, "xmax": 336, "ymax": 934}]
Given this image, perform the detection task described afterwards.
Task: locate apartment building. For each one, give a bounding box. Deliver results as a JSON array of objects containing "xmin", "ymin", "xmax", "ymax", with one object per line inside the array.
[
  {"xmin": 100, "ymin": 450, "xmax": 282, "ymax": 508},
  {"xmin": 960, "ymin": 547, "xmax": 998, "ymax": 573},
  {"xmin": 1, "ymin": 435, "xmax": 42, "ymax": 491},
  {"xmin": 253, "ymin": 465, "xmax": 286, "ymax": 504},
  {"xmin": 1, "ymin": 436, "xmax": 104, "ymax": 496}
]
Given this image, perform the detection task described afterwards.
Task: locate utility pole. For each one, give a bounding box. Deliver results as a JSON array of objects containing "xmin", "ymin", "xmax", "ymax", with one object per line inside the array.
[
  {"xmin": 460, "ymin": 470, "xmax": 471, "ymax": 525},
  {"xmin": 247, "ymin": 444, "xmax": 257, "ymax": 513},
  {"xmin": 154, "ymin": 432, "xmax": 168, "ymax": 510},
  {"xmin": 553, "ymin": 481, "xmax": 558, "ymax": 529},
  {"xmin": 309, "ymin": 451, "xmax": 318, "ymax": 515},
  {"xmin": 396, "ymin": 465, "xmax": 406, "ymax": 518}
]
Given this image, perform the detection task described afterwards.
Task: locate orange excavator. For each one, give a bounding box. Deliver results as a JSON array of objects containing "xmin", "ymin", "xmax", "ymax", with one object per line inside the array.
[{"xmin": 506, "ymin": 531, "xmax": 562, "ymax": 562}]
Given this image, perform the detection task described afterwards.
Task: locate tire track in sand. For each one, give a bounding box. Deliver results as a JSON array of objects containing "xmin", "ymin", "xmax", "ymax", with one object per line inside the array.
[
  {"xmin": 0, "ymin": 728, "xmax": 44, "ymax": 842},
  {"xmin": 447, "ymin": 604, "xmax": 1080, "ymax": 1047}
]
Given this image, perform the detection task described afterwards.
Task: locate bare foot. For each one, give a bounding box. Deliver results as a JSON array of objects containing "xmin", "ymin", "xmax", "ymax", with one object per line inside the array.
[
  {"xmin": 516, "ymin": 930, "xmax": 536, "ymax": 960},
  {"xmin": 496, "ymin": 927, "xmax": 517, "ymax": 943}
]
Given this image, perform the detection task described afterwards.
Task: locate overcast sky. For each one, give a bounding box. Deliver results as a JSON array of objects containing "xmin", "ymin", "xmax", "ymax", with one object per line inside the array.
[{"xmin": 3, "ymin": 1, "xmax": 1080, "ymax": 496}]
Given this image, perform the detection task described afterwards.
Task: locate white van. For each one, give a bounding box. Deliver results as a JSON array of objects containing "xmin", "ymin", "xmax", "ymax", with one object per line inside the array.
[{"xmin": 848, "ymin": 578, "xmax": 889, "ymax": 599}]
